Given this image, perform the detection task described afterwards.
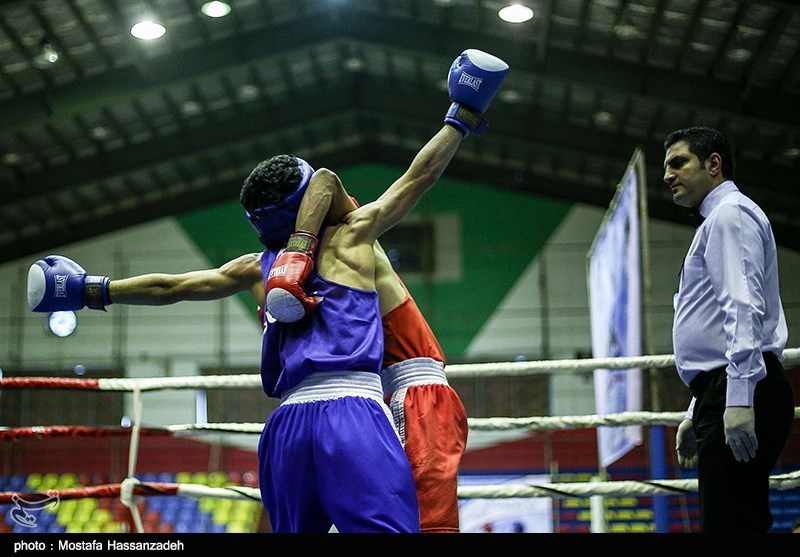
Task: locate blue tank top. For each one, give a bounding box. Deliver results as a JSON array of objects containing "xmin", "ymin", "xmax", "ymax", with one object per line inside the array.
[{"xmin": 259, "ymin": 247, "xmax": 384, "ymax": 398}]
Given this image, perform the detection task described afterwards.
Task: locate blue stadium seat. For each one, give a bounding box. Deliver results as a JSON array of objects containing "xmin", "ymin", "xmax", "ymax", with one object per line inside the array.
[
  {"xmin": 209, "ymin": 522, "xmax": 226, "ymax": 534},
  {"xmin": 176, "ymin": 508, "xmax": 196, "ymax": 523},
  {"xmin": 160, "ymin": 507, "xmax": 178, "ymax": 523},
  {"xmin": 7, "ymin": 474, "xmax": 28, "ymax": 492},
  {"xmin": 174, "ymin": 520, "xmax": 193, "ymax": 534},
  {"xmin": 48, "ymin": 523, "xmax": 66, "ymax": 533}
]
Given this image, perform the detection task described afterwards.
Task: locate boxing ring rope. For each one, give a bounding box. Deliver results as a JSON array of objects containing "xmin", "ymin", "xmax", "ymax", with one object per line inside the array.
[
  {"xmin": 2, "ymin": 472, "xmax": 799, "ymax": 508},
  {"xmin": 3, "ymin": 348, "xmax": 798, "ymax": 392},
  {"xmin": 2, "ymin": 348, "xmax": 798, "ymax": 392},
  {"xmin": 2, "ymin": 349, "xmax": 800, "ymax": 531},
  {"xmin": 4, "ymin": 406, "xmax": 799, "ymax": 441}
]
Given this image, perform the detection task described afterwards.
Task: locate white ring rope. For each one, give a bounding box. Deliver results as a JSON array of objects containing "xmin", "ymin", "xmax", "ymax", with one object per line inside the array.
[
  {"xmin": 168, "ymin": 405, "xmax": 800, "ymax": 434},
  {"xmin": 13, "ymin": 469, "xmax": 797, "ymax": 507},
  {"xmin": 162, "ymin": 413, "xmax": 692, "ymax": 434},
  {"xmin": 2, "ymin": 406, "xmax": 797, "ymax": 440},
  {"xmin": 4, "ymin": 470, "xmax": 799, "ymax": 508},
  {"xmin": 92, "ymin": 347, "xmax": 800, "ymax": 390},
  {"xmin": 174, "ymin": 483, "xmax": 262, "ymax": 502},
  {"xmin": 454, "ymin": 469, "xmax": 800, "ymax": 499},
  {"xmin": 3, "ymin": 348, "xmax": 797, "ymax": 392},
  {"xmin": 468, "ymin": 412, "xmax": 687, "ymax": 431}
]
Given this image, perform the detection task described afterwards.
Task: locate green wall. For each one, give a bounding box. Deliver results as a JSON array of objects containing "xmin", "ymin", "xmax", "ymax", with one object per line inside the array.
[{"xmin": 178, "ymin": 164, "xmax": 572, "ymax": 359}]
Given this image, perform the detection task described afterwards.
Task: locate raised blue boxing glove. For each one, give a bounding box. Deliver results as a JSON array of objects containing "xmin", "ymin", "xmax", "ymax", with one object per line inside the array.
[
  {"xmin": 27, "ymin": 255, "xmax": 111, "ymax": 312},
  {"xmin": 444, "ymin": 49, "xmax": 509, "ymax": 137}
]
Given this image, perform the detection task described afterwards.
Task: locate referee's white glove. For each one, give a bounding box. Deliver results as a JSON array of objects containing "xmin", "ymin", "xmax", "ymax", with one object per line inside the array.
[
  {"xmin": 675, "ymin": 419, "xmax": 697, "ymax": 468},
  {"xmin": 724, "ymin": 406, "xmax": 757, "ymax": 462}
]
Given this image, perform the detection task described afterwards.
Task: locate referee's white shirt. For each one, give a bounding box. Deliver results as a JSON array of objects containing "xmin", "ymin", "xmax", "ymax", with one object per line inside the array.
[{"xmin": 673, "ymin": 180, "xmax": 788, "ymax": 410}]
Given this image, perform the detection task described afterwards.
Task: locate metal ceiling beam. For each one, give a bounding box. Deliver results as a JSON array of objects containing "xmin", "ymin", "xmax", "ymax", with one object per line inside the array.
[
  {"xmin": 338, "ymin": 11, "xmax": 800, "ymax": 129},
  {"xmin": 0, "ymin": 12, "xmax": 346, "ymax": 135},
  {"xmin": 6, "ymin": 77, "xmax": 798, "ymax": 221},
  {"xmin": 10, "ymin": 58, "xmax": 799, "ymax": 194},
  {"xmin": 2, "ymin": 9, "xmax": 799, "ymax": 139},
  {"xmin": 2, "ymin": 2, "xmax": 799, "ymax": 263},
  {"xmin": 1, "ymin": 88, "xmax": 359, "ymax": 203}
]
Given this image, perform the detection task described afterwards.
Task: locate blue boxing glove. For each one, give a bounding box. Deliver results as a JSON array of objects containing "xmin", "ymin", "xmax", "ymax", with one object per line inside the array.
[
  {"xmin": 444, "ymin": 49, "xmax": 509, "ymax": 137},
  {"xmin": 28, "ymin": 255, "xmax": 111, "ymax": 312}
]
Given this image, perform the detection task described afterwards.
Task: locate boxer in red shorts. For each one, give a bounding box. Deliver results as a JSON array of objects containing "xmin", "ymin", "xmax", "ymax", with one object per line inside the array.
[{"xmin": 378, "ymin": 262, "xmax": 468, "ymax": 533}]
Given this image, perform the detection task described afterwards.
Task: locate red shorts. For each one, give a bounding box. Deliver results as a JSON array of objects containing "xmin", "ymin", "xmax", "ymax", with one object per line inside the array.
[{"xmin": 384, "ymin": 358, "xmax": 468, "ymax": 533}]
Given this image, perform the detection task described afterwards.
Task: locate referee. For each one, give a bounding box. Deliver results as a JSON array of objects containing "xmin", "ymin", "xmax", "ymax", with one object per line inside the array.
[{"xmin": 664, "ymin": 126, "xmax": 795, "ymax": 533}]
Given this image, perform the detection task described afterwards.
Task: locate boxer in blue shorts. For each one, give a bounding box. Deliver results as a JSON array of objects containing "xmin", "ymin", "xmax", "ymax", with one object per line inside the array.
[
  {"xmin": 27, "ymin": 49, "xmax": 508, "ymax": 533},
  {"xmin": 267, "ymin": 184, "xmax": 470, "ymax": 533}
]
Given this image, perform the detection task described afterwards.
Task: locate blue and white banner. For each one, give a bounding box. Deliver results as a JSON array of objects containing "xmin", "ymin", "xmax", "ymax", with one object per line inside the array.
[
  {"xmin": 458, "ymin": 474, "xmax": 553, "ymax": 533},
  {"xmin": 587, "ymin": 156, "xmax": 643, "ymax": 468}
]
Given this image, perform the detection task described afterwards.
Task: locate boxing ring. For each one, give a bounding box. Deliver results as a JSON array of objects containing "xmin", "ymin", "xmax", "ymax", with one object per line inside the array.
[{"xmin": 1, "ymin": 349, "xmax": 799, "ymax": 533}]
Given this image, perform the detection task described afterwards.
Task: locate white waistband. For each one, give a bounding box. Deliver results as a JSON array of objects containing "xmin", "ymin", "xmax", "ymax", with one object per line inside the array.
[
  {"xmin": 381, "ymin": 357, "xmax": 448, "ymax": 394},
  {"xmin": 280, "ymin": 371, "xmax": 384, "ymax": 405}
]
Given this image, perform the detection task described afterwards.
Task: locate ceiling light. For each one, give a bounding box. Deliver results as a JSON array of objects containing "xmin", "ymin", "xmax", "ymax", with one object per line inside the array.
[
  {"xmin": 727, "ymin": 48, "xmax": 752, "ymax": 62},
  {"xmin": 498, "ymin": 89, "xmax": 522, "ymax": 104},
  {"xmin": 2, "ymin": 152, "xmax": 22, "ymax": 165},
  {"xmin": 181, "ymin": 100, "xmax": 202, "ymax": 116},
  {"xmin": 90, "ymin": 126, "xmax": 111, "ymax": 140},
  {"xmin": 32, "ymin": 41, "xmax": 59, "ymax": 68},
  {"xmin": 592, "ymin": 110, "xmax": 615, "ymax": 126},
  {"xmin": 498, "ymin": 4, "xmax": 534, "ymax": 24},
  {"xmin": 614, "ymin": 23, "xmax": 640, "ymax": 40},
  {"xmin": 201, "ymin": 2, "xmax": 231, "ymax": 18},
  {"xmin": 130, "ymin": 21, "xmax": 166, "ymax": 40},
  {"xmin": 343, "ymin": 57, "xmax": 365, "ymax": 72},
  {"xmin": 238, "ymin": 84, "xmax": 259, "ymax": 101},
  {"xmin": 782, "ymin": 147, "xmax": 800, "ymax": 159},
  {"xmin": 42, "ymin": 42, "xmax": 58, "ymax": 63}
]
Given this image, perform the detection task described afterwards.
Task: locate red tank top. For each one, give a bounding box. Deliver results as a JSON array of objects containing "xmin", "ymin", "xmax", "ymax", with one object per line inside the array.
[{"xmin": 381, "ymin": 294, "xmax": 445, "ymax": 369}]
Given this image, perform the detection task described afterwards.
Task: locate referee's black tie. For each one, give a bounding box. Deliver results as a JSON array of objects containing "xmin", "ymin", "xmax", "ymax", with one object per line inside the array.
[{"xmin": 689, "ymin": 211, "xmax": 705, "ymax": 228}]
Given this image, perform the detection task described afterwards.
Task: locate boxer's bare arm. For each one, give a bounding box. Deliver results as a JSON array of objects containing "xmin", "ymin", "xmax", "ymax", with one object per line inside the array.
[
  {"xmin": 294, "ymin": 125, "xmax": 462, "ymax": 249},
  {"xmin": 346, "ymin": 124, "xmax": 463, "ymax": 243},
  {"xmin": 294, "ymin": 169, "xmax": 356, "ymax": 234},
  {"xmin": 290, "ymin": 128, "xmax": 460, "ymax": 303},
  {"xmin": 316, "ymin": 125, "xmax": 462, "ymax": 291},
  {"xmin": 109, "ymin": 253, "xmax": 265, "ymax": 306}
]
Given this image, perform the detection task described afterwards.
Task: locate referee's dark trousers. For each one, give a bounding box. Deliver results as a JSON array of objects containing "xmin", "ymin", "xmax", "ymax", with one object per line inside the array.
[{"xmin": 689, "ymin": 352, "xmax": 795, "ymax": 532}]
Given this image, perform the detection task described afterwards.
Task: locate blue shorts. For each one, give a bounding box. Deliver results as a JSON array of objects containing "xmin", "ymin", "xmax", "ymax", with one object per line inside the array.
[{"xmin": 258, "ymin": 372, "xmax": 420, "ymax": 533}]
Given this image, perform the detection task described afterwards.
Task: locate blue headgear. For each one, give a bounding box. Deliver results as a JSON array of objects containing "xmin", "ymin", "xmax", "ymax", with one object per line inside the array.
[{"xmin": 245, "ymin": 157, "xmax": 314, "ymax": 249}]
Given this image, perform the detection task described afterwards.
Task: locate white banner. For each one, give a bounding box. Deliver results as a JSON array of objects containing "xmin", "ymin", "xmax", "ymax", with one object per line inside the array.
[
  {"xmin": 458, "ymin": 474, "xmax": 553, "ymax": 533},
  {"xmin": 587, "ymin": 156, "xmax": 643, "ymax": 468}
]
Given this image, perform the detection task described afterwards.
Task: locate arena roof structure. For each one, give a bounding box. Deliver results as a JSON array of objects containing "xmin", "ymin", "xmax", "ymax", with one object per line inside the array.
[{"xmin": 1, "ymin": 0, "xmax": 799, "ymax": 263}]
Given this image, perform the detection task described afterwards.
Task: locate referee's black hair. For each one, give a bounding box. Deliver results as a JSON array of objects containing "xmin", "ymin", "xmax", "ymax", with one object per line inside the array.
[{"xmin": 664, "ymin": 127, "xmax": 736, "ymax": 180}]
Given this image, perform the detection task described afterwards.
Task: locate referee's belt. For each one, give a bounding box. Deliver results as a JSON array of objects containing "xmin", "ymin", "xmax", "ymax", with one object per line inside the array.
[{"xmin": 688, "ymin": 351, "xmax": 785, "ymax": 399}]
